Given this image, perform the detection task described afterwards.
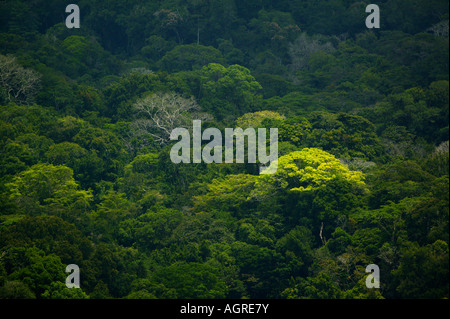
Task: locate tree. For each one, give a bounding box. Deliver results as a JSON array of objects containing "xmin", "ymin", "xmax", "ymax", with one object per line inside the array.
[
  {"xmin": 0, "ymin": 215, "xmax": 93, "ymax": 265},
  {"xmin": 367, "ymin": 160, "xmax": 434, "ymax": 209},
  {"xmin": 102, "ymin": 71, "xmax": 164, "ymax": 119},
  {"xmin": 288, "ymin": 33, "xmax": 335, "ymax": 72},
  {"xmin": 60, "ymin": 35, "xmax": 116, "ymax": 79},
  {"xmin": 150, "ymin": 262, "xmax": 228, "ymax": 298},
  {"xmin": 277, "ymin": 116, "xmax": 312, "ymax": 148},
  {"xmin": 153, "ymin": 8, "xmax": 187, "ymax": 44},
  {"xmin": 0, "ymin": 0, "xmax": 448, "ymax": 301},
  {"xmin": 262, "ymin": 91, "xmax": 323, "ymax": 117},
  {"xmin": 236, "ymin": 110, "xmax": 285, "ymax": 129},
  {"xmin": 1, "ymin": 246, "xmax": 66, "ymax": 297},
  {"xmin": 5, "ymin": 163, "xmax": 93, "ymax": 222},
  {"xmin": 41, "ymin": 281, "xmax": 89, "ymax": 299},
  {"xmin": 245, "ymin": 9, "xmax": 301, "ymax": 58},
  {"xmin": 194, "ymin": 174, "xmax": 259, "ymax": 216},
  {"xmin": 276, "ymin": 225, "xmax": 314, "ymax": 276},
  {"xmin": 305, "ymin": 112, "xmax": 383, "ymax": 160},
  {"xmin": 393, "ymin": 240, "xmax": 449, "ymax": 299},
  {"xmin": 157, "ymin": 44, "xmax": 225, "ymax": 72},
  {"xmin": 92, "ymin": 190, "xmax": 140, "ymax": 243},
  {"xmin": 426, "ymin": 20, "xmax": 449, "ymax": 37},
  {"xmin": 45, "ymin": 142, "xmax": 104, "ymax": 189},
  {"xmin": 118, "ymin": 206, "xmax": 183, "ymax": 250},
  {"xmin": 0, "ymin": 54, "xmax": 41, "ymax": 105},
  {"xmin": 254, "ymin": 148, "xmax": 366, "ymax": 195},
  {"xmin": 132, "ymin": 91, "xmax": 211, "ymax": 144},
  {"xmin": 281, "ymin": 273, "xmax": 343, "ymax": 299},
  {"xmin": 141, "ymin": 35, "xmax": 176, "ymax": 65},
  {"xmin": 343, "ymin": 277, "xmax": 384, "ymax": 299},
  {"xmin": 0, "ymin": 280, "xmax": 36, "ymax": 299},
  {"xmin": 199, "ymin": 63, "xmax": 263, "ymax": 120},
  {"xmin": 231, "ymin": 241, "xmax": 281, "ymax": 298},
  {"xmin": 422, "ymin": 141, "xmax": 449, "ymax": 177},
  {"xmin": 404, "ymin": 176, "xmax": 449, "ymax": 245},
  {"xmin": 217, "ymin": 39, "xmax": 246, "ymax": 66},
  {"xmin": 72, "ymin": 125, "xmax": 127, "ymax": 181}
]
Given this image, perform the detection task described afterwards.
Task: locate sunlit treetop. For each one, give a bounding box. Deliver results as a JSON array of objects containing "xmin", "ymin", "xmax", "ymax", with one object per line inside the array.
[{"xmin": 255, "ymin": 148, "xmax": 367, "ymax": 195}]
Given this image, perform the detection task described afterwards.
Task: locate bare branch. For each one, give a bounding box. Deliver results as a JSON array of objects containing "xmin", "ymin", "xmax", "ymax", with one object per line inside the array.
[
  {"xmin": 131, "ymin": 92, "xmax": 212, "ymax": 145},
  {"xmin": 0, "ymin": 54, "xmax": 41, "ymax": 105}
]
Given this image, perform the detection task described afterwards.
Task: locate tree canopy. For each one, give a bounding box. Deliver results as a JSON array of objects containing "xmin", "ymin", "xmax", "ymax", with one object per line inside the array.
[{"xmin": 0, "ymin": 0, "xmax": 448, "ymax": 301}]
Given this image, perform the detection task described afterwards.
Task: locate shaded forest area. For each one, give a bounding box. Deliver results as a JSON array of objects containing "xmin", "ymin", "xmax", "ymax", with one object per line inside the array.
[{"xmin": 0, "ymin": 0, "xmax": 449, "ymax": 299}]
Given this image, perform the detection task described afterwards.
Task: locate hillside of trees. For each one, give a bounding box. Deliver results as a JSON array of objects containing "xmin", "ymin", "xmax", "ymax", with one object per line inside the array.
[{"xmin": 0, "ymin": 0, "xmax": 448, "ymax": 299}]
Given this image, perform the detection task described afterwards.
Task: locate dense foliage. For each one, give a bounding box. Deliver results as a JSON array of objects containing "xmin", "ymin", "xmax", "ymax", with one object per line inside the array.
[{"xmin": 0, "ymin": 0, "xmax": 448, "ymax": 299}]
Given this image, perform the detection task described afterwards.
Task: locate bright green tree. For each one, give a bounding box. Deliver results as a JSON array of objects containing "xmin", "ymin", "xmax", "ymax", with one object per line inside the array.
[{"xmin": 6, "ymin": 163, "xmax": 93, "ymax": 221}]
